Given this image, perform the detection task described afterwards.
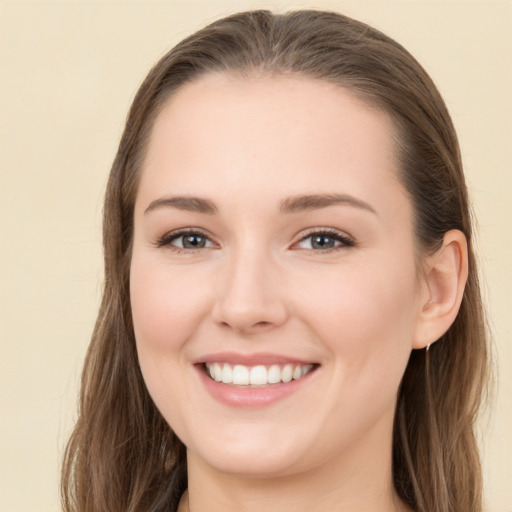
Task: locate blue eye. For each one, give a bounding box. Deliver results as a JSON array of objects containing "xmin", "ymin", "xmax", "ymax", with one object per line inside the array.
[
  {"xmin": 156, "ymin": 230, "xmax": 214, "ymax": 250},
  {"xmin": 296, "ymin": 230, "xmax": 354, "ymax": 251},
  {"xmin": 156, "ymin": 228, "xmax": 354, "ymax": 253},
  {"xmin": 178, "ymin": 233, "xmax": 208, "ymax": 249}
]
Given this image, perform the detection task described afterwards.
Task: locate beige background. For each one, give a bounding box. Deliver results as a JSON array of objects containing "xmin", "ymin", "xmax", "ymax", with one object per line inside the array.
[{"xmin": 0, "ymin": 0, "xmax": 510, "ymax": 511}]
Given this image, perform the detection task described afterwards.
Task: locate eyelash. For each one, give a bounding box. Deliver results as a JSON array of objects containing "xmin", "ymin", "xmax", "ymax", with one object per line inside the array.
[
  {"xmin": 293, "ymin": 228, "xmax": 356, "ymax": 253},
  {"xmin": 155, "ymin": 227, "xmax": 356, "ymax": 254},
  {"xmin": 154, "ymin": 228, "xmax": 214, "ymax": 253}
]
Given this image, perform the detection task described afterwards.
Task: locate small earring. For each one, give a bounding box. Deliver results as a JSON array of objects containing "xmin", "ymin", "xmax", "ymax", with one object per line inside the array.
[{"xmin": 426, "ymin": 343, "xmax": 431, "ymax": 352}]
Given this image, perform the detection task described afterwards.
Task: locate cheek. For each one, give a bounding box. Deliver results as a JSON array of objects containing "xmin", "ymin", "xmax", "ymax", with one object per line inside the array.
[
  {"xmin": 295, "ymin": 258, "xmax": 419, "ymax": 441},
  {"xmin": 130, "ymin": 259, "xmax": 211, "ymax": 355},
  {"xmin": 129, "ymin": 258, "xmax": 213, "ymax": 432},
  {"xmin": 298, "ymin": 256, "xmax": 419, "ymax": 369}
]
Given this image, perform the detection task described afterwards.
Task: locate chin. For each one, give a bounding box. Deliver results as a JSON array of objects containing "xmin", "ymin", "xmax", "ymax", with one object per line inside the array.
[
  {"xmin": 198, "ymin": 450, "xmax": 302, "ymax": 478},
  {"xmin": 186, "ymin": 428, "xmax": 310, "ymax": 478}
]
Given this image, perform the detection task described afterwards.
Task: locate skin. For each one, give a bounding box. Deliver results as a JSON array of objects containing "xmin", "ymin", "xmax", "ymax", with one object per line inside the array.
[{"xmin": 130, "ymin": 73, "xmax": 466, "ymax": 512}]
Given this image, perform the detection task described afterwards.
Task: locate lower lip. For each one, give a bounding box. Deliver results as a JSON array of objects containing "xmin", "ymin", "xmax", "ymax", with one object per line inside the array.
[{"xmin": 195, "ymin": 365, "xmax": 317, "ymax": 408}]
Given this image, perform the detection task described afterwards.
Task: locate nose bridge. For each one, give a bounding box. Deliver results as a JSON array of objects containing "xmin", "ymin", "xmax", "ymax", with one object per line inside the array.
[{"xmin": 213, "ymin": 238, "xmax": 287, "ymax": 332}]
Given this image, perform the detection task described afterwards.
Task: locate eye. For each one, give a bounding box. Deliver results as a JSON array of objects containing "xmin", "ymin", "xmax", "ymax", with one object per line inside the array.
[
  {"xmin": 156, "ymin": 229, "xmax": 215, "ymax": 251},
  {"xmin": 294, "ymin": 229, "xmax": 355, "ymax": 251}
]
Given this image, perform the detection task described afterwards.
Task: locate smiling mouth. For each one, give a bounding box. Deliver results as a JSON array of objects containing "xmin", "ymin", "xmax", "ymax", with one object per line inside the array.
[{"xmin": 203, "ymin": 362, "xmax": 317, "ymax": 387}]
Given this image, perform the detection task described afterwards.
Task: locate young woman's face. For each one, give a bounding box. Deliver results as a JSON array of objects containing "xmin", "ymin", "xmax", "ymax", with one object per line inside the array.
[{"xmin": 130, "ymin": 74, "xmax": 426, "ymax": 477}]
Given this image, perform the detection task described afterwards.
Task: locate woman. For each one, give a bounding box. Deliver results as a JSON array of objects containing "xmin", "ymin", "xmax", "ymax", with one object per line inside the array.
[{"xmin": 61, "ymin": 10, "xmax": 490, "ymax": 512}]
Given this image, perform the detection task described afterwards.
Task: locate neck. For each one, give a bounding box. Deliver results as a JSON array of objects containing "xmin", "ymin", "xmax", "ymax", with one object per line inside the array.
[{"xmin": 180, "ymin": 425, "xmax": 412, "ymax": 512}]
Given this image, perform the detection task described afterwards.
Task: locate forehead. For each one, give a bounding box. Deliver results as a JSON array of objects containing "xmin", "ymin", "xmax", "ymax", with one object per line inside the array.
[{"xmin": 138, "ymin": 73, "xmax": 410, "ymax": 221}]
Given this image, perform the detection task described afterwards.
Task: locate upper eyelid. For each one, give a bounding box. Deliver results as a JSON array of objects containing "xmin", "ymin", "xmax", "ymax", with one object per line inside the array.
[
  {"xmin": 294, "ymin": 227, "xmax": 354, "ymax": 242},
  {"xmin": 296, "ymin": 226, "xmax": 350, "ymax": 237}
]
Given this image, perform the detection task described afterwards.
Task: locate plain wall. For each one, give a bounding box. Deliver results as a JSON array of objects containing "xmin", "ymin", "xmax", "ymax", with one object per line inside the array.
[{"xmin": 0, "ymin": 1, "xmax": 510, "ymax": 510}]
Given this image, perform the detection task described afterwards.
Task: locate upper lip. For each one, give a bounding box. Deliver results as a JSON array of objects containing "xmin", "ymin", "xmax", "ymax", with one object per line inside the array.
[{"xmin": 195, "ymin": 352, "xmax": 318, "ymax": 366}]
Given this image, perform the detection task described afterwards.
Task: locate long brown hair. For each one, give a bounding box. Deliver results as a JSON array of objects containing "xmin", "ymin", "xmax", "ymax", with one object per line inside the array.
[{"xmin": 61, "ymin": 10, "xmax": 490, "ymax": 512}]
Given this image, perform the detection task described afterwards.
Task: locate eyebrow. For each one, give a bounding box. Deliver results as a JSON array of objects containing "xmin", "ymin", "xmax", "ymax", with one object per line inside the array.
[
  {"xmin": 144, "ymin": 196, "xmax": 217, "ymax": 215},
  {"xmin": 144, "ymin": 193, "xmax": 376, "ymax": 216},
  {"xmin": 279, "ymin": 193, "xmax": 377, "ymax": 215}
]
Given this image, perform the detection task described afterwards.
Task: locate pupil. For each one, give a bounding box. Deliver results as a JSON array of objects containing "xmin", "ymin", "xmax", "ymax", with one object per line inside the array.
[
  {"xmin": 312, "ymin": 235, "xmax": 334, "ymax": 249},
  {"xmin": 183, "ymin": 234, "xmax": 205, "ymax": 248}
]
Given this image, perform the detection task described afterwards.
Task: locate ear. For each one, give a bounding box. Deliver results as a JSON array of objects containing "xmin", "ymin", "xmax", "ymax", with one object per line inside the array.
[{"xmin": 412, "ymin": 229, "xmax": 468, "ymax": 350}]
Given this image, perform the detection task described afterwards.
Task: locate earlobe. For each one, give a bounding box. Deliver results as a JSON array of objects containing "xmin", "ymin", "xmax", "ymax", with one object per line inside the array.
[{"xmin": 412, "ymin": 229, "xmax": 468, "ymax": 349}]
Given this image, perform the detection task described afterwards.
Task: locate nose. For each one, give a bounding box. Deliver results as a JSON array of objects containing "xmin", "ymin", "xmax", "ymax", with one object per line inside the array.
[{"xmin": 211, "ymin": 246, "xmax": 288, "ymax": 335}]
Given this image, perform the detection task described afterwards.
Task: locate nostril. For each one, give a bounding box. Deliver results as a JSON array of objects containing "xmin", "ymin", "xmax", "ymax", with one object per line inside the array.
[
  {"xmin": 254, "ymin": 321, "xmax": 271, "ymax": 328},
  {"xmin": 218, "ymin": 319, "xmax": 274, "ymax": 332}
]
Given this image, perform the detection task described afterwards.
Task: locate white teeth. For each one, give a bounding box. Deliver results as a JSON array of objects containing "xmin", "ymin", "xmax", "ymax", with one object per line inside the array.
[
  {"xmin": 267, "ymin": 364, "xmax": 281, "ymax": 384},
  {"xmin": 281, "ymin": 364, "xmax": 293, "ymax": 383},
  {"xmin": 232, "ymin": 365, "xmax": 249, "ymax": 385},
  {"xmin": 302, "ymin": 364, "xmax": 313, "ymax": 377},
  {"xmin": 249, "ymin": 365, "xmax": 267, "ymax": 385},
  {"xmin": 213, "ymin": 363, "xmax": 222, "ymax": 382},
  {"xmin": 205, "ymin": 362, "xmax": 314, "ymax": 386},
  {"xmin": 221, "ymin": 364, "xmax": 233, "ymax": 384},
  {"xmin": 292, "ymin": 365, "xmax": 302, "ymax": 380}
]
